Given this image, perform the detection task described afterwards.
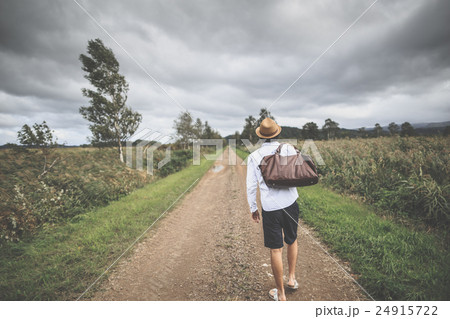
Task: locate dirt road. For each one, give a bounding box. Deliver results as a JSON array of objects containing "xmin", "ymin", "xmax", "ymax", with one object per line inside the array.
[{"xmin": 92, "ymin": 148, "xmax": 366, "ymax": 301}]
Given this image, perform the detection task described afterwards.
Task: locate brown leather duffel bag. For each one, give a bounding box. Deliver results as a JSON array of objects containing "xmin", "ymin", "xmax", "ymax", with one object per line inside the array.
[{"xmin": 259, "ymin": 143, "xmax": 319, "ymax": 187}]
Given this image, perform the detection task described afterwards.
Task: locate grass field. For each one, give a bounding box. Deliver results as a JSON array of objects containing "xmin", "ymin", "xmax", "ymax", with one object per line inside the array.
[
  {"xmin": 0, "ymin": 146, "xmax": 193, "ymax": 242},
  {"xmin": 298, "ymin": 185, "xmax": 449, "ymax": 300},
  {"xmin": 237, "ymin": 143, "xmax": 449, "ymax": 300},
  {"xmin": 0, "ymin": 156, "xmax": 216, "ymax": 300}
]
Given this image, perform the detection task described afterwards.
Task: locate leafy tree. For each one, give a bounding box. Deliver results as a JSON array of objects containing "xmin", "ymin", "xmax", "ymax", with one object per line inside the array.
[
  {"xmin": 173, "ymin": 111, "xmax": 194, "ymax": 148},
  {"xmin": 302, "ymin": 122, "xmax": 319, "ymax": 139},
  {"xmin": 241, "ymin": 115, "xmax": 257, "ymax": 143},
  {"xmin": 193, "ymin": 118, "xmax": 204, "ymax": 139},
  {"xmin": 202, "ymin": 121, "xmax": 212, "ymax": 139},
  {"xmin": 232, "ymin": 130, "xmax": 241, "ymax": 141},
  {"xmin": 388, "ymin": 122, "xmax": 399, "ymax": 136},
  {"xmin": 17, "ymin": 121, "xmax": 56, "ymax": 152},
  {"xmin": 202, "ymin": 121, "xmax": 222, "ymax": 139},
  {"xmin": 17, "ymin": 121, "xmax": 59, "ymax": 177},
  {"xmin": 401, "ymin": 122, "xmax": 416, "ymax": 136},
  {"xmin": 374, "ymin": 123, "xmax": 383, "ymax": 137},
  {"xmin": 358, "ymin": 127, "xmax": 367, "ymax": 138},
  {"xmin": 322, "ymin": 118, "xmax": 340, "ymax": 140},
  {"xmin": 79, "ymin": 38, "xmax": 142, "ymax": 162},
  {"xmin": 256, "ymin": 107, "xmax": 275, "ymax": 127},
  {"xmin": 174, "ymin": 113, "xmax": 221, "ymax": 147}
]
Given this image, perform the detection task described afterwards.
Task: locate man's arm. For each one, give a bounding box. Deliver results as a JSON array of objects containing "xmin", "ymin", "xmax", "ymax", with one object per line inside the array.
[{"xmin": 246, "ymin": 154, "xmax": 260, "ymax": 223}]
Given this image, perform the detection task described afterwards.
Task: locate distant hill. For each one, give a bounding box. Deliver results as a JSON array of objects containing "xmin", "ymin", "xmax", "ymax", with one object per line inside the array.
[
  {"xmin": 279, "ymin": 126, "xmax": 303, "ymax": 139},
  {"xmin": 411, "ymin": 121, "xmax": 450, "ymax": 129},
  {"xmin": 358, "ymin": 121, "xmax": 450, "ymax": 131},
  {"xmin": 335, "ymin": 121, "xmax": 449, "ymax": 137}
]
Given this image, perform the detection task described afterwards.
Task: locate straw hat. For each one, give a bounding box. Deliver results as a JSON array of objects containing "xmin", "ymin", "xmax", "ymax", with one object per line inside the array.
[{"xmin": 255, "ymin": 118, "xmax": 282, "ymax": 139}]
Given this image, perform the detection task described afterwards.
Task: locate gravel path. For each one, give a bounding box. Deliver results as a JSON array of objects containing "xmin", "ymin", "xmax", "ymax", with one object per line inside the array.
[{"xmin": 92, "ymin": 148, "xmax": 367, "ymax": 301}]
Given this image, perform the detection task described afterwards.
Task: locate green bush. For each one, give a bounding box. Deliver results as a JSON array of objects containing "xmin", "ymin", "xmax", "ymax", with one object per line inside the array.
[{"xmin": 156, "ymin": 149, "xmax": 192, "ymax": 177}]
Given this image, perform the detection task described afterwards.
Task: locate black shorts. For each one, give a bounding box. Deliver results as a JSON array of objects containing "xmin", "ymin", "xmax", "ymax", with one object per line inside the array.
[{"xmin": 262, "ymin": 200, "xmax": 299, "ymax": 249}]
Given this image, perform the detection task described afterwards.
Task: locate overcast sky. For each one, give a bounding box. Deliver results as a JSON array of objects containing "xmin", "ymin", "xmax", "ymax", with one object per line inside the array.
[{"xmin": 1, "ymin": 0, "xmax": 449, "ymax": 145}]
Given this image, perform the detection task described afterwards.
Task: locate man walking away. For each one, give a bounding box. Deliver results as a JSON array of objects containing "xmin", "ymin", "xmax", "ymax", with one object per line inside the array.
[{"xmin": 246, "ymin": 118, "xmax": 300, "ymax": 301}]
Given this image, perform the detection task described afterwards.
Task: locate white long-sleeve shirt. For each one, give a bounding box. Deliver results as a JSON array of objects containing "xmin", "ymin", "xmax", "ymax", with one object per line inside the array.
[{"xmin": 246, "ymin": 141, "xmax": 299, "ymax": 212}]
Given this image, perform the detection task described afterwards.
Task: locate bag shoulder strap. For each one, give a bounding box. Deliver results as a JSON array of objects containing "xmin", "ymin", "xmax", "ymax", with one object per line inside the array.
[
  {"xmin": 275, "ymin": 143, "xmax": 285, "ymax": 154},
  {"xmin": 275, "ymin": 143, "xmax": 300, "ymax": 154}
]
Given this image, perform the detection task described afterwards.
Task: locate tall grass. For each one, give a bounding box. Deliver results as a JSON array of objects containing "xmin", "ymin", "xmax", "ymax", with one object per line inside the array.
[{"xmin": 309, "ymin": 136, "xmax": 449, "ymax": 226}]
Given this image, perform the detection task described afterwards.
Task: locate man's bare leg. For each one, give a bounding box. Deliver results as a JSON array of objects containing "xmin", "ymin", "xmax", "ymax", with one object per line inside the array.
[
  {"xmin": 287, "ymin": 239, "xmax": 298, "ymax": 286},
  {"xmin": 270, "ymin": 248, "xmax": 286, "ymax": 301}
]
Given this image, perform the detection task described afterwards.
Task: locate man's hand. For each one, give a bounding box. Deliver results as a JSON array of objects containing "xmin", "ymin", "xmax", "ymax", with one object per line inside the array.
[{"xmin": 252, "ymin": 210, "xmax": 260, "ymax": 223}]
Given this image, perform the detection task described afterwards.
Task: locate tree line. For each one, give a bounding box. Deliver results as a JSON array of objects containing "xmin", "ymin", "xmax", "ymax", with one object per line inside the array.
[
  {"xmin": 232, "ymin": 108, "xmax": 423, "ymax": 143},
  {"xmin": 173, "ymin": 111, "xmax": 222, "ymax": 149}
]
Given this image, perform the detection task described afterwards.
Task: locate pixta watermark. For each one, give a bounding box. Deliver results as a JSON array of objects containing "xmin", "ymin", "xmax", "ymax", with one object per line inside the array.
[{"xmin": 126, "ymin": 129, "xmax": 325, "ymax": 175}]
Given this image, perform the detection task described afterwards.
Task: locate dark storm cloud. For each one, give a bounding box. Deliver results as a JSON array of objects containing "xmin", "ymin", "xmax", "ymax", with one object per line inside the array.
[{"xmin": 0, "ymin": 0, "xmax": 449, "ymax": 144}]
